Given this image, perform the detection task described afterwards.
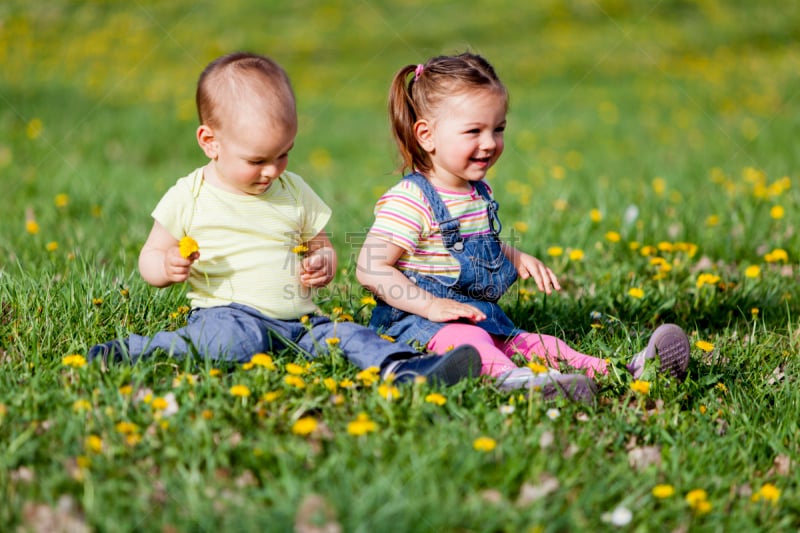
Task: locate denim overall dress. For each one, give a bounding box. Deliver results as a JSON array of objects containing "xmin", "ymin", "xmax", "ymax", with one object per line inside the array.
[{"xmin": 369, "ymin": 172, "xmax": 522, "ymax": 348}]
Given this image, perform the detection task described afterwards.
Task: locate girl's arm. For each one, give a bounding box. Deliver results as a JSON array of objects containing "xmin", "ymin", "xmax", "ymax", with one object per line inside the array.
[
  {"xmin": 501, "ymin": 243, "xmax": 561, "ymax": 295},
  {"xmin": 299, "ymin": 230, "xmax": 337, "ymax": 288},
  {"xmin": 138, "ymin": 221, "xmax": 198, "ymax": 288},
  {"xmin": 357, "ymin": 234, "xmax": 485, "ymax": 322}
]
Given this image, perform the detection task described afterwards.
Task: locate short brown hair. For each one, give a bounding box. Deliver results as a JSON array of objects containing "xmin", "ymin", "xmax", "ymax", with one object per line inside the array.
[{"xmin": 196, "ymin": 52, "xmax": 296, "ymax": 131}]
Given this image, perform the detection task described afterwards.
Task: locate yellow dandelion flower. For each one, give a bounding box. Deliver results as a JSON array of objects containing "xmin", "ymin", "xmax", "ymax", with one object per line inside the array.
[
  {"xmin": 473, "ymin": 436, "xmax": 497, "ymax": 452},
  {"xmin": 291, "ymin": 244, "xmax": 309, "ymax": 255},
  {"xmin": 209, "ymin": 368, "xmax": 222, "ymax": 377},
  {"xmin": 715, "ymin": 382, "xmax": 728, "ymax": 393},
  {"xmin": 694, "ymin": 500, "xmax": 712, "ymax": 514},
  {"xmin": 695, "ymin": 340, "xmax": 714, "ymax": 352},
  {"xmin": 262, "ymin": 391, "xmax": 282, "ymax": 403},
  {"xmin": 605, "ymin": 231, "xmax": 621, "ymax": 243},
  {"xmin": 151, "ymin": 397, "xmax": 168, "ymax": 411},
  {"xmin": 379, "ymin": 334, "xmax": 395, "ymax": 342},
  {"xmin": 85, "ymin": 435, "xmax": 103, "ymax": 454},
  {"xmin": 751, "ymin": 308, "xmax": 759, "ymax": 316},
  {"xmin": 550, "ymin": 165, "xmax": 565, "ymax": 180},
  {"xmin": 699, "ymin": 405, "xmax": 707, "ymax": 414},
  {"xmin": 639, "ymin": 245, "xmax": 656, "ymax": 256},
  {"xmin": 764, "ymin": 248, "xmax": 788, "ymax": 263},
  {"xmin": 360, "ymin": 295, "xmax": 377, "ymax": 306},
  {"xmin": 512, "ymin": 221, "xmax": 528, "ymax": 233},
  {"xmin": 347, "ymin": 413, "xmax": 377, "ymax": 436},
  {"xmin": 590, "ymin": 208, "xmax": 602, "ymax": 223},
  {"xmin": 378, "ymin": 384, "xmax": 400, "ymax": 400},
  {"xmin": 652, "ymin": 177, "xmax": 666, "ymax": 195},
  {"xmin": 339, "ymin": 378, "xmax": 356, "ymax": 389},
  {"xmin": 92, "ymin": 298, "xmax": 103, "ymax": 306},
  {"xmin": 284, "ymin": 375, "xmax": 306, "ymax": 389},
  {"xmin": 323, "ymin": 377, "xmax": 337, "ymax": 392},
  {"xmin": 706, "ymin": 214, "xmax": 719, "ymax": 226},
  {"xmin": 62, "ymin": 354, "xmax": 87, "ymax": 368},
  {"xmin": 696, "ymin": 273, "xmax": 721, "ymax": 289},
  {"xmin": 250, "ymin": 353, "xmax": 276, "ymax": 369},
  {"xmin": 356, "ymin": 366, "xmax": 381, "ymax": 386},
  {"xmin": 657, "ymin": 241, "xmax": 673, "ymax": 252},
  {"xmin": 770, "ymin": 205, "xmax": 784, "ymax": 220},
  {"xmin": 178, "ymin": 236, "xmax": 199, "ymax": 258},
  {"xmin": 628, "ymin": 287, "xmax": 645, "ymax": 299},
  {"xmin": 72, "ymin": 399, "xmax": 92, "ymax": 412},
  {"xmin": 425, "ymin": 393, "xmax": 447, "ymax": 406},
  {"xmin": 115, "ymin": 421, "xmax": 139, "ymax": 434},
  {"xmin": 553, "ymin": 198, "xmax": 568, "ymax": 211},
  {"xmin": 54, "ymin": 193, "xmax": 69, "ymax": 207},
  {"xmin": 241, "ymin": 362, "xmax": 255, "ymax": 371},
  {"xmin": 25, "ymin": 220, "xmax": 39, "ymax": 234},
  {"xmin": 292, "ymin": 416, "xmax": 318, "ymax": 436},
  {"xmin": 569, "ymin": 249, "xmax": 584, "ymax": 261},
  {"xmin": 752, "ymin": 483, "xmax": 780, "ymax": 505},
  {"xmin": 685, "ymin": 489, "xmax": 708, "ymax": 508},
  {"xmin": 27, "ymin": 118, "xmax": 43, "ymax": 140},
  {"xmin": 119, "ymin": 384, "xmax": 133, "ymax": 395},
  {"xmin": 229, "ymin": 384, "xmax": 251, "ymax": 397},
  {"xmin": 744, "ymin": 265, "xmax": 761, "ymax": 278},
  {"xmin": 201, "ymin": 409, "xmax": 214, "ymax": 420},
  {"xmin": 652, "ymin": 484, "xmax": 675, "ymax": 498},
  {"xmin": 125, "ymin": 434, "xmax": 142, "ymax": 446},
  {"xmin": 326, "ymin": 337, "xmax": 341, "ymax": 347},
  {"xmin": 285, "ymin": 362, "xmax": 306, "ymax": 375},
  {"xmin": 527, "ymin": 361, "xmax": 548, "ymax": 374},
  {"xmin": 631, "ymin": 380, "xmax": 651, "ymax": 395},
  {"xmin": 547, "ymin": 246, "xmax": 563, "ymax": 257},
  {"xmin": 300, "ymin": 315, "xmax": 310, "ymax": 324},
  {"xmin": 46, "ymin": 241, "xmax": 58, "ymax": 252}
]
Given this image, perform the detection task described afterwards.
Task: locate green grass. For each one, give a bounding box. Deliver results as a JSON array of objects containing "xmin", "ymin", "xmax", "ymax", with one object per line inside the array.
[{"xmin": 2, "ymin": 0, "xmax": 800, "ymax": 530}]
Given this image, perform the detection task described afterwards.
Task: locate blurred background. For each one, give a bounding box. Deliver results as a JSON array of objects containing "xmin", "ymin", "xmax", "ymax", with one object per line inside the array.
[{"xmin": 2, "ymin": 0, "xmax": 799, "ymax": 267}]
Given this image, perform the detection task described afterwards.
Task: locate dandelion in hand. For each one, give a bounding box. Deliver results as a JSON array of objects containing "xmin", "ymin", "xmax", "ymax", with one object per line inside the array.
[{"xmin": 179, "ymin": 236, "xmax": 199, "ymax": 258}]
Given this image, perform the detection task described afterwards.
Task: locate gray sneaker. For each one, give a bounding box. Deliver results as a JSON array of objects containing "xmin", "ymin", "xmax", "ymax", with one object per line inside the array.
[
  {"xmin": 627, "ymin": 324, "xmax": 690, "ymax": 381},
  {"xmin": 496, "ymin": 367, "xmax": 597, "ymax": 404}
]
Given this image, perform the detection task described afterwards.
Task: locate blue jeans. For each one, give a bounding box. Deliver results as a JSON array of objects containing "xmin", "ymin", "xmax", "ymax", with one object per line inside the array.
[{"xmin": 126, "ymin": 303, "xmax": 418, "ymax": 369}]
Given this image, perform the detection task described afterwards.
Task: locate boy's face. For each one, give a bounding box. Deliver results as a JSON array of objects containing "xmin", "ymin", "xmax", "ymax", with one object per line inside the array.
[{"xmin": 199, "ymin": 108, "xmax": 297, "ymax": 196}]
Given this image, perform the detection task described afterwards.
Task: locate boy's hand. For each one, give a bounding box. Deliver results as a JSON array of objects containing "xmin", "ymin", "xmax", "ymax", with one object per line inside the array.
[
  {"xmin": 515, "ymin": 252, "xmax": 561, "ymax": 295},
  {"xmin": 163, "ymin": 245, "xmax": 198, "ymax": 283},
  {"xmin": 300, "ymin": 249, "xmax": 334, "ymax": 287},
  {"xmin": 426, "ymin": 298, "xmax": 486, "ymax": 323}
]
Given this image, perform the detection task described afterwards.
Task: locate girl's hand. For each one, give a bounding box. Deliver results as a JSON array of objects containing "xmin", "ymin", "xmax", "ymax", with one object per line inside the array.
[
  {"xmin": 164, "ymin": 245, "xmax": 198, "ymax": 283},
  {"xmin": 300, "ymin": 249, "xmax": 334, "ymax": 287},
  {"xmin": 426, "ymin": 298, "xmax": 486, "ymax": 323},
  {"xmin": 515, "ymin": 252, "xmax": 561, "ymax": 294}
]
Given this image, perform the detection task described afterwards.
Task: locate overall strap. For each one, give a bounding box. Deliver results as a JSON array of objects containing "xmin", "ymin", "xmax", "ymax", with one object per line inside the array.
[
  {"xmin": 472, "ymin": 180, "xmax": 503, "ymax": 235},
  {"xmin": 403, "ymin": 173, "xmax": 464, "ymax": 251}
]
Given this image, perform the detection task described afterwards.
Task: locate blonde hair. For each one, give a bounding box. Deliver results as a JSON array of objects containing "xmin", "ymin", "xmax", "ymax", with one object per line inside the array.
[
  {"xmin": 388, "ymin": 52, "xmax": 508, "ymax": 174},
  {"xmin": 196, "ymin": 52, "xmax": 296, "ymax": 131}
]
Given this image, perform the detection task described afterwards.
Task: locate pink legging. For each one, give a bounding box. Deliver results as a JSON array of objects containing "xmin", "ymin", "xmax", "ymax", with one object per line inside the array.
[{"xmin": 428, "ymin": 323, "xmax": 608, "ymax": 378}]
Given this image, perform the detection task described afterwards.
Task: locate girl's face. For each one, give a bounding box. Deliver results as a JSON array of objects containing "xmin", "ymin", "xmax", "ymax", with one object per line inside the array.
[
  {"xmin": 416, "ymin": 89, "xmax": 507, "ymax": 191},
  {"xmin": 198, "ymin": 108, "xmax": 296, "ymax": 196}
]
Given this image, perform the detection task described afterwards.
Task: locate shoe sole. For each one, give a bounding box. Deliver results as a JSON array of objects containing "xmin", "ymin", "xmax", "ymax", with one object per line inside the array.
[
  {"xmin": 646, "ymin": 324, "xmax": 690, "ymax": 380},
  {"xmin": 422, "ymin": 345, "xmax": 481, "ymax": 386},
  {"xmin": 532, "ymin": 375, "xmax": 597, "ymax": 405}
]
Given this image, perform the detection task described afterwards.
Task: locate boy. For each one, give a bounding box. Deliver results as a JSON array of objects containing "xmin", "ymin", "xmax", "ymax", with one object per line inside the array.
[{"xmin": 88, "ymin": 52, "xmax": 479, "ymax": 385}]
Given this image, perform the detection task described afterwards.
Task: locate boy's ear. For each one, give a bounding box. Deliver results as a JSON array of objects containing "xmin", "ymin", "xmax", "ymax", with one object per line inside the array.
[
  {"xmin": 196, "ymin": 124, "xmax": 219, "ymax": 159},
  {"xmin": 414, "ymin": 119, "xmax": 434, "ymax": 152}
]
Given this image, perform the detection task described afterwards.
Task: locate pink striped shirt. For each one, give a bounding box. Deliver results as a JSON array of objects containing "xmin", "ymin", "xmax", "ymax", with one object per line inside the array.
[{"xmin": 368, "ymin": 179, "xmax": 494, "ymax": 278}]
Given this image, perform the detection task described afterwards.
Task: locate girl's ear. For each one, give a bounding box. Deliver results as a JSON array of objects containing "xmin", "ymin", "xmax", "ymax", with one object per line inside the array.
[
  {"xmin": 414, "ymin": 119, "xmax": 434, "ymax": 153},
  {"xmin": 196, "ymin": 124, "xmax": 219, "ymax": 159}
]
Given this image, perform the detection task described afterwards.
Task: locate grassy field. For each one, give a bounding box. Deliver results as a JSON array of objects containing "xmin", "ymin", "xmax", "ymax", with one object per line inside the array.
[{"xmin": 1, "ymin": 1, "xmax": 800, "ymax": 531}]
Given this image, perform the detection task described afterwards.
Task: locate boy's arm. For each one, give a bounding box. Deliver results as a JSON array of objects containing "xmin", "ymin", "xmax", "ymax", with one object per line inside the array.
[
  {"xmin": 500, "ymin": 243, "xmax": 561, "ymax": 295},
  {"xmin": 138, "ymin": 221, "xmax": 197, "ymax": 288},
  {"xmin": 356, "ymin": 234, "xmax": 485, "ymax": 323},
  {"xmin": 299, "ymin": 230, "xmax": 337, "ymax": 288}
]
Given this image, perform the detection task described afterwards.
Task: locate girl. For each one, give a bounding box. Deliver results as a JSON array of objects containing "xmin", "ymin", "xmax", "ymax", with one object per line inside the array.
[{"xmin": 356, "ymin": 52, "xmax": 690, "ymax": 401}]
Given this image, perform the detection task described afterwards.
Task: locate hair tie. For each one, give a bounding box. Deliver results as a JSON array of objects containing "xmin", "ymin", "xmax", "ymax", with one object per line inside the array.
[{"xmin": 414, "ymin": 64, "xmax": 424, "ymax": 81}]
